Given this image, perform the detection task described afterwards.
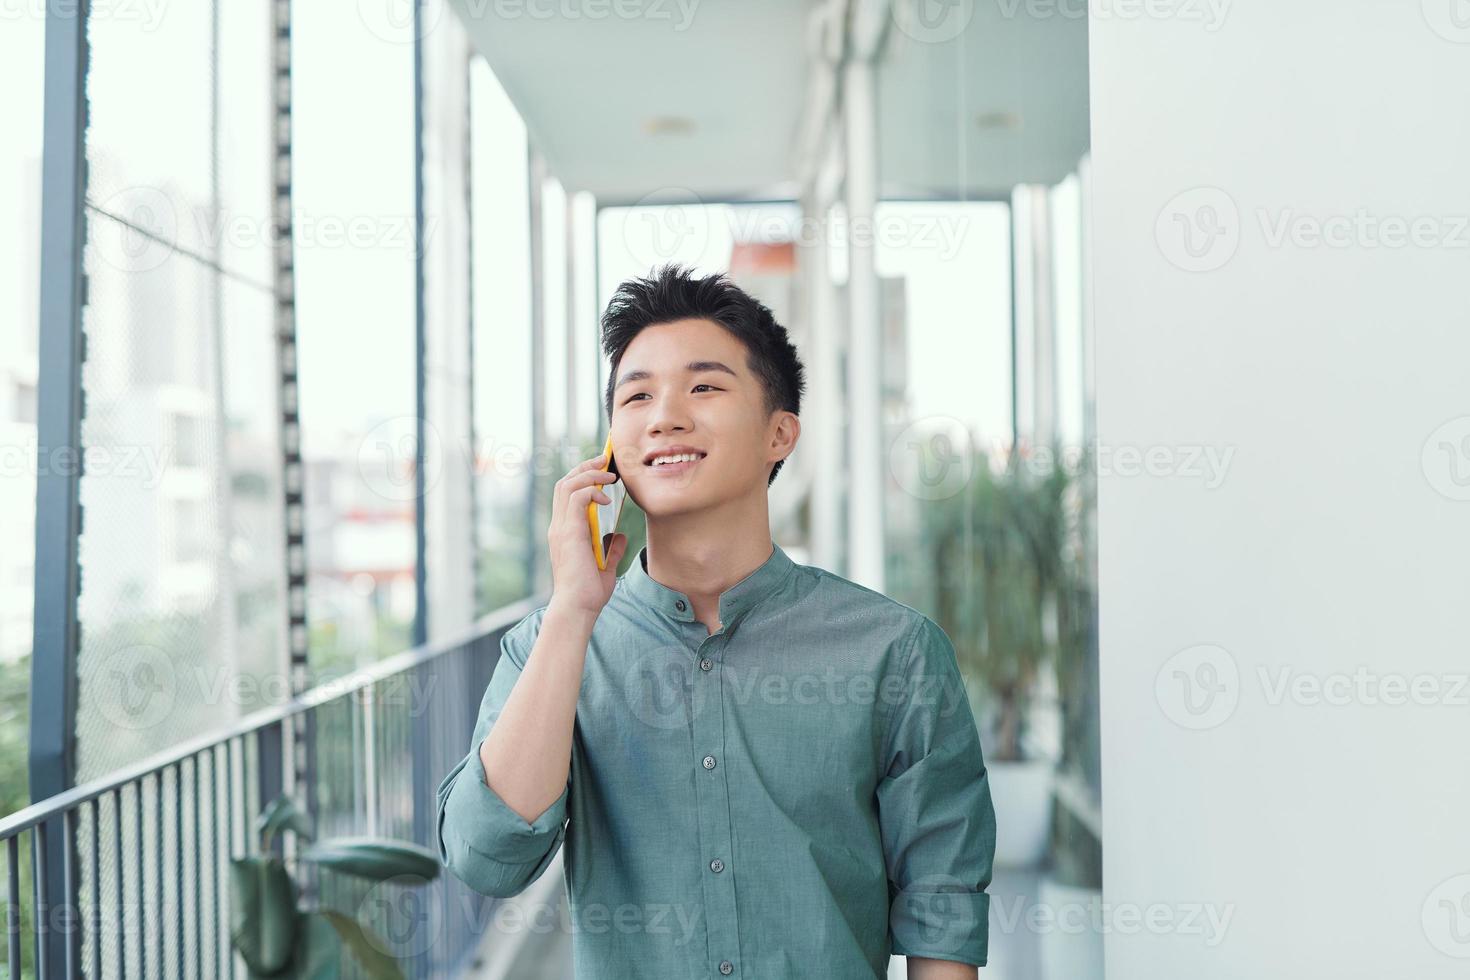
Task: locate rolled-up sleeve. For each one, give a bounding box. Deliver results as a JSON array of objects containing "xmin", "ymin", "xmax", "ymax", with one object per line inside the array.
[
  {"xmin": 876, "ymin": 615, "xmax": 997, "ymax": 967},
  {"xmin": 435, "ymin": 607, "xmax": 571, "ymax": 898}
]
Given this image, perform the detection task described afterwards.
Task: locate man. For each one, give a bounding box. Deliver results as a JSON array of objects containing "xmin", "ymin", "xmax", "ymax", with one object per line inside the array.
[{"xmin": 436, "ymin": 263, "xmax": 996, "ymax": 978}]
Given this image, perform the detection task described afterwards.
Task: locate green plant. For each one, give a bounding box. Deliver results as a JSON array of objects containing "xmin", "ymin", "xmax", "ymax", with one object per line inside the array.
[
  {"xmin": 923, "ymin": 440, "xmax": 1076, "ymax": 762},
  {"xmin": 230, "ymin": 795, "xmax": 441, "ymax": 979}
]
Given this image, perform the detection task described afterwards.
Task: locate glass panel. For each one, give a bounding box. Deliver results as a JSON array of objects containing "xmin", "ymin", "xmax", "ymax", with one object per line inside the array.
[
  {"xmin": 292, "ymin": 4, "xmax": 417, "ymax": 673},
  {"xmin": 0, "ymin": 6, "xmax": 44, "ymax": 831},
  {"xmin": 469, "ymin": 55, "xmax": 536, "ymax": 613}
]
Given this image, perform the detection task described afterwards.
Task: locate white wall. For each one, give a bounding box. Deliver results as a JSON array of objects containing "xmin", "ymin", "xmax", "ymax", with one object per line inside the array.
[{"xmin": 1089, "ymin": 2, "xmax": 1470, "ymax": 977}]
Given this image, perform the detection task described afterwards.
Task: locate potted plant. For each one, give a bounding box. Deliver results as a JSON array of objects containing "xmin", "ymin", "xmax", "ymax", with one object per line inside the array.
[
  {"xmin": 921, "ymin": 439, "xmax": 1071, "ymax": 867},
  {"xmin": 230, "ymin": 795, "xmax": 441, "ymax": 979},
  {"xmin": 1039, "ymin": 444, "xmax": 1104, "ymax": 979}
]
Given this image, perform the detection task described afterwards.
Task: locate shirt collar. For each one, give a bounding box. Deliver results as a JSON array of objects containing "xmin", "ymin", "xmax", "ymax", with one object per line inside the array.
[{"xmin": 624, "ymin": 541, "xmax": 796, "ymax": 626}]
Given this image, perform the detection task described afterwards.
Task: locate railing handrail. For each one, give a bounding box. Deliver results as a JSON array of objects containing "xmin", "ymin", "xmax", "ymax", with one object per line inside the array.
[{"xmin": 0, "ymin": 595, "xmax": 545, "ymax": 838}]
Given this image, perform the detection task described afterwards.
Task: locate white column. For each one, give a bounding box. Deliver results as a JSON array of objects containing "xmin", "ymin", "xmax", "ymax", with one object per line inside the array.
[
  {"xmin": 1091, "ymin": 4, "xmax": 1470, "ymax": 977},
  {"xmin": 842, "ymin": 55, "xmax": 883, "ymax": 593},
  {"xmin": 421, "ymin": 6, "xmax": 475, "ymax": 637}
]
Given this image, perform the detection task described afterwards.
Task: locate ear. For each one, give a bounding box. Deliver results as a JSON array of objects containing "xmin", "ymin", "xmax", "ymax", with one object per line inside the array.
[{"xmin": 770, "ymin": 411, "xmax": 800, "ymax": 462}]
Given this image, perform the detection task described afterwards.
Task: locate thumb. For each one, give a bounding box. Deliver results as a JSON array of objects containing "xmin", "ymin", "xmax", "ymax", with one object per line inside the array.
[{"xmin": 606, "ymin": 532, "xmax": 629, "ymax": 567}]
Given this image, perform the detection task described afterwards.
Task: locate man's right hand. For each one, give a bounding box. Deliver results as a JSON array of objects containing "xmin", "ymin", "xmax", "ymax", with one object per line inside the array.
[{"xmin": 547, "ymin": 450, "xmax": 628, "ymax": 618}]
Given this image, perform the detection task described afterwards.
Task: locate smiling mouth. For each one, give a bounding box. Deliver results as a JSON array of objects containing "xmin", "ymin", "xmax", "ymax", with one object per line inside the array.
[{"xmin": 645, "ymin": 452, "xmax": 707, "ymax": 473}]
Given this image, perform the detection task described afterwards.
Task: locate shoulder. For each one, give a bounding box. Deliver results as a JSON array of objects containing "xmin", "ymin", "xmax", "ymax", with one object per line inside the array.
[{"xmin": 791, "ymin": 561, "xmax": 941, "ymax": 657}]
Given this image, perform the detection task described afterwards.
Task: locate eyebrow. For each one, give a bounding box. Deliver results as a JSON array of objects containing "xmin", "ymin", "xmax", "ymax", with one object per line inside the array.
[{"xmin": 613, "ymin": 360, "xmax": 738, "ymax": 393}]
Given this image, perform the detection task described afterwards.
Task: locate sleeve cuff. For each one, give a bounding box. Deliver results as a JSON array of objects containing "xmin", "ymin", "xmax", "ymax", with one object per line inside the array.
[
  {"xmin": 889, "ymin": 887, "xmax": 989, "ymax": 967},
  {"xmin": 439, "ymin": 738, "xmax": 569, "ymax": 867}
]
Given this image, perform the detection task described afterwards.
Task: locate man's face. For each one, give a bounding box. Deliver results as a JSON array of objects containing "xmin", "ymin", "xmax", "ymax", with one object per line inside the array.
[{"xmin": 608, "ymin": 318, "xmax": 793, "ymax": 518}]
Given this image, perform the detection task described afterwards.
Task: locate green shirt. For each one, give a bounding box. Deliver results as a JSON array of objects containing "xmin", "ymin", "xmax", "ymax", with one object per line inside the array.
[{"xmin": 435, "ymin": 542, "xmax": 996, "ymax": 978}]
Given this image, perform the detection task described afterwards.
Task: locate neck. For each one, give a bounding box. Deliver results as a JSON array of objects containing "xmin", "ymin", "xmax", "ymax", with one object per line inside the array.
[{"xmin": 644, "ymin": 492, "xmax": 774, "ymax": 615}]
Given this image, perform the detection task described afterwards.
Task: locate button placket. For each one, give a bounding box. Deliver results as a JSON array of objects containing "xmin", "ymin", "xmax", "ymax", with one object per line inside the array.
[{"xmin": 690, "ymin": 632, "xmax": 739, "ymax": 977}]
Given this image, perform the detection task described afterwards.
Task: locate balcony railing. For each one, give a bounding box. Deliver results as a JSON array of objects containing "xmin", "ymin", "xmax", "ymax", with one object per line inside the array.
[{"xmin": 1, "ymin": 598, "xmax": 541, "ymax": 980}]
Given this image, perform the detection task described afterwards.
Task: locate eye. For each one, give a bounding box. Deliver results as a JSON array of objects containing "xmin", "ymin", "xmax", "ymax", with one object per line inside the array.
[{"xmin": 623, "ymin": 384, "xmax": 720, "ymax": 405}]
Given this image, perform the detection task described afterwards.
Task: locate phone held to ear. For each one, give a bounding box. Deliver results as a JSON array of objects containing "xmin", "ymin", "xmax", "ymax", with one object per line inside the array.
[{"xmin": 587, "ymin": 431, "xmax": 626, "ymax": 570}]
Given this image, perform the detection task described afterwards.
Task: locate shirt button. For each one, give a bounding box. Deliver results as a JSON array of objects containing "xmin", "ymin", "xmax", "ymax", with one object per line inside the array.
[
  {"xmin": 719, "ymin": 961, "xmax": 733, "ymax": 975},
  {"xmin": 675, "ymin": 599, "xmax": 686, "ymax": 611},
  {"xmin": 699, "ymin": 658, "xmax": 712, "ymax": 671},
  {"xmin": 702, "ymin": 755, "xmax": 716, "ymax": 770},
  {"xmin": 709, "ymin": 858, "xmax": 724, "ymax": 873}
]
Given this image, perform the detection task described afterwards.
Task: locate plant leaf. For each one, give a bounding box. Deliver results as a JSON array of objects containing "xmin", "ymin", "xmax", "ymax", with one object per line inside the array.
[
  {"xmin": 278, "ymin": 913, "xmax": 342, "ymax": 980},
  {"xmin": 255, "ymin": 795, "xmax": 315, "ymax": 844},
  {"xmin": 320, "ymin": 909, "xmax": 405, "ymax": 980},
  {"xmin": 299, "ymin": 838, "xmax": 440, "ymax": 883},
  {"xmin": 228, "ymin": 857, "xmax": 300, "ymax": 976}
]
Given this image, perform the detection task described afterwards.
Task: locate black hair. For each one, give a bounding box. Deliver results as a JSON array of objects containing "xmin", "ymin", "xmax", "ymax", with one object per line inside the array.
[{"xmin": 601, "ymin": 262, "xmax": 806, "ymax": 487}]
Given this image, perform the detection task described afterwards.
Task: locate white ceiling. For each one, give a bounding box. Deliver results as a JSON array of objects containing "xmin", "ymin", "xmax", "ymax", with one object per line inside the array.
[
  {"xmin": 879, "ymin": 4, "xmax": 1090, "ymax": 197},
  {"xmin": 451, "ymin": 0, "xmax": 1089, "ymax": 203}
]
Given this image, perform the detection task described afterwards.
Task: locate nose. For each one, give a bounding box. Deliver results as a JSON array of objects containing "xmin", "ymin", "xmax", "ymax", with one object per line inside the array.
[{"xmin": 648, "ymin": 395, "xmax": 691, "ymax": 438}]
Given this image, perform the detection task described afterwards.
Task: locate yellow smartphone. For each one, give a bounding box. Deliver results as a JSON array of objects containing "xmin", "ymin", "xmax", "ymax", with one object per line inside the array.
[{"xmin": 587, "ymin": 431, "xmax": 626, "ymax": 570}]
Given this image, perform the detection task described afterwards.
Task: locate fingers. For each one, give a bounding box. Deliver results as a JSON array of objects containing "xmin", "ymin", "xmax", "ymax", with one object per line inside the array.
[{"xmin": 550, "ymin": 454, "xmax": 619, "ymax": 522}]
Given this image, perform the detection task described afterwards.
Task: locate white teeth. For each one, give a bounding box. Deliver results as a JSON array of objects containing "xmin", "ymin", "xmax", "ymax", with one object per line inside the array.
[{"xmin": 651, "ymin": 452, "xmax": 704, "ymax": 466}]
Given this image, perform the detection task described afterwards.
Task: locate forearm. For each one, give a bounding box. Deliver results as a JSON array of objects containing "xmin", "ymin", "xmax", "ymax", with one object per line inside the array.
[
  {"xmin": 478, "ymin": 600, "xmax": 597, "ymax": 822},
  {"xmin": 907, "ymin": 956, "xmax": 978, "ymax": 979}
]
